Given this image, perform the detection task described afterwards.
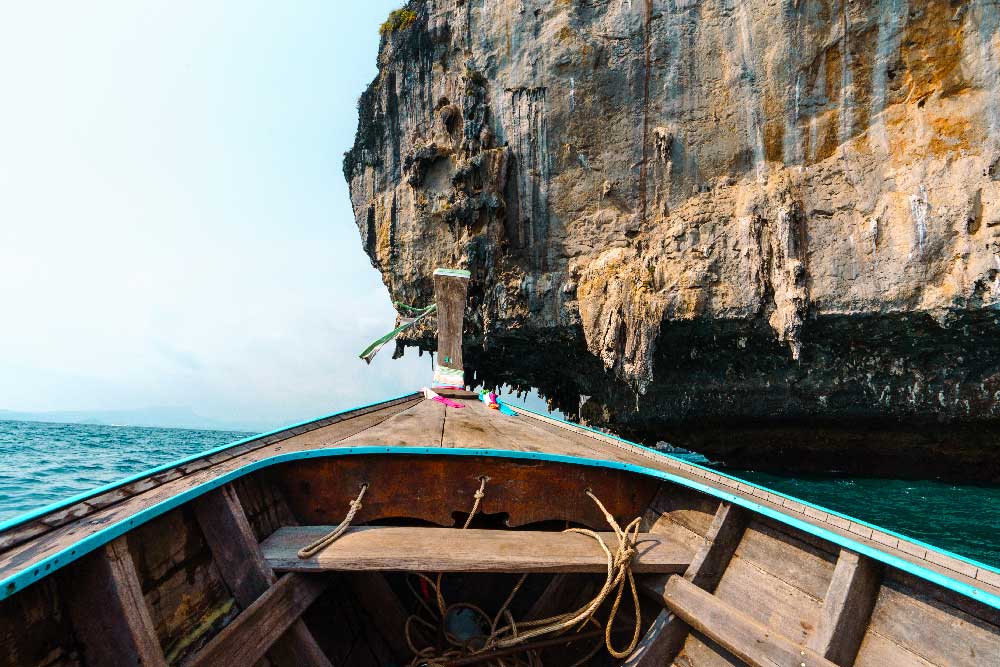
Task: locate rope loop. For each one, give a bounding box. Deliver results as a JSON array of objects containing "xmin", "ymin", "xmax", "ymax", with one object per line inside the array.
[
  {"xmin": 296, "ymin": 483, "xmax": 368, "ymax": 559},
  {"xmin": 407, "ymin": 485, "xmax": 644, "ymax": 666}
]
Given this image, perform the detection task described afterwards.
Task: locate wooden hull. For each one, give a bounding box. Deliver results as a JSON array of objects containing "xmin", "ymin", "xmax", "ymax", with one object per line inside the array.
[{"xmin": 1, "ymin": 392, "xmax": 997, "ymax": 666}]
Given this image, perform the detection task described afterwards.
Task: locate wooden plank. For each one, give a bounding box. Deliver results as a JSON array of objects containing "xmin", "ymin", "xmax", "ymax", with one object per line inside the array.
[
  {"xmin": 523, "ymin": 573, "xmax": 598, "ymax": 623},
  {"xmin": 347, "ymin": 573, "xmax": 412, "ymax": 662},
  {"xmin": 194, "ymin": 486, "xmax": 274, "ymax": 603},
  {"xmin": 660, "ymin": 575, "xmax": 839, "ymax": 667},
  {"xmin": 61, "ymin": 536, "xmax": 167, "ymax": 667},
  {"xmin": 853, "ymin": 630, "xmax": 937, "ymax": 667},
  {"xmin": 633, "ymin": 502, "xmax": 748, "ymax": 666},
  {"xmin": 669, "ymin": 632, "xmax": 744, "ymax": 667},
  {"xmin": 734, "ymin": 518, "xmax": 838, "ymax": 600},
  {"xmin": 274, "ymin": 454, "xmax": 660, "ymax": 530},
  {"xmin": 337, "ymin": 399, "xmax": 446, "ymax": 448},
  {"xmin": 193, "ymin": 485, "xmax": 332, "ymax": 667},
  {"xmin": 0, "ymin": 396, "xmax": 421, "ymax": 589},
  {"xmin": 861, "ymin": 582, "xmax": 1000, "ymax": 667},
  {"xmin": 808, "ymin": 549, "xmax": 881, "ymax": 665},
  {"xmin": 686, "ymin": 503, "xmax": 750, "ymax": 590},
  {"xmin": 712, "ymin": 554, "xmax": 824, "ymax": 645},
  {"xmin": 264, "ymin": 526, "xmax": 691, "ymax": 574},
  {"xmin": 184, "ymin": 573, "xmax": 328, "ymax": 667},
  {"xmin": 433, "ymin": 268, "xmax": 469, "ymax": 373}
]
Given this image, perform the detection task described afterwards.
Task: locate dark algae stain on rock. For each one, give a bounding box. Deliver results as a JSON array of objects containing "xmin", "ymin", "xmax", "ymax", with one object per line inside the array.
[{"xmin": 346, "ymin": 0, "xmax": 1000, "ymax": 481}]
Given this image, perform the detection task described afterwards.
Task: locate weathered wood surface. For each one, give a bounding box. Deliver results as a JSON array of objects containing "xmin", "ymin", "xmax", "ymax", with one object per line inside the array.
[
  {"xmin": 499, "ymin": 402, "xmax": 1000, "ymax": 598},
  {"xmin": 275, "ymin": 452, "xmax": 660, "ymax": 529},
  {"xmin": 339, "ymin": 397, "xmax": 610, "ymax": 459},
  {"xmin": 0, "ymin": 577, "xmax": 78, "ymax": 667},
  {"xmin": 660, "ymin": 575, "xmax": 839, "ymax": 667},
  {"xmin": 0, "ymin": 396, "xmax": 420, "ymax": 595},
  {"xmin": 632, "ymin": 502, "xmax": 748, "ymax": 667},
  {"xmin": 347, "ymin": 573, "xmax": 412, "ymax": 662},
  {"xmin": 433, "ymin": 269, "xmax": 469, "ymax": 372},
  {"xmin": 5, "ymin": 389, "xmax": 997, "ymax": 608},
  {"xmin": 61, "ymin": 536, "xmax": 167, "ymax": 667},
  {"xmin": 125, "ymin": 507, "xmax": 234, "ymax": 665},
  {"xmin": 856, "ymin": 580, "xmax": 1000, "ymax": 667},
  {"xmin": 193, "ymin": 485, "xmax": 331, "ymax": 667},
  {"xmin": 3, "ymin": 384, "xmax": 1000, "ymax": 667},
  {"xmin": 524, "ymin": 573, "xmax": 590, "ymax": 621},
  {"xmin": 183, "ymin": 573, "xmax": 328, "ymax": 667},
  {"xmin": 808, "ymin": 549, "xmax": 882, "ymax": 665},
  {"xmin": 264, "ymin": 526, "xmax": 691, "ymax": 574}
]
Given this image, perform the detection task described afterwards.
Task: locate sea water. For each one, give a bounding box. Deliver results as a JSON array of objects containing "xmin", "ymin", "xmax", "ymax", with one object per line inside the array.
[{"xmin": 0, "ymin": 419, "xmax": 996, "ymax": 568}]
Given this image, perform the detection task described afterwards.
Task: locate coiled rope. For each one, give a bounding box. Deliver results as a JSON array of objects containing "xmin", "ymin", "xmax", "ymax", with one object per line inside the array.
[
  {"xmin": 296, "ymin": 483, "xmax": 368, "ymax": 559},
  {"xmin": 407, "ymin": 487, "xmax": 643, "ymax": 666}
]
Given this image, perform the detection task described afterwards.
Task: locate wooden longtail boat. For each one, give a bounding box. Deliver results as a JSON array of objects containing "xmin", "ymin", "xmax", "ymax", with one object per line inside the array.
[{"xmin": 2, "ymin": 272, "xmax": 999, "ymax": 667}]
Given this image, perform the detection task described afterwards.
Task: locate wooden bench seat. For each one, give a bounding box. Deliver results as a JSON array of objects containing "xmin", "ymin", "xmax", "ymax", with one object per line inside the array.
[{"xmin": 262, "ymin": 526, "xmax": 692, "ymax": 574}]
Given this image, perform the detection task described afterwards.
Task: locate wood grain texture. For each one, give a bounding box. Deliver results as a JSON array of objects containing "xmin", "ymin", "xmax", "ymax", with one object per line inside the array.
[
  {"xmin": 524, "ymin": 574, "xmax": 583, "ymax": 621},
  {"xmin": 661, "ymin": 575, "xmax": 838, "ymax": 667},
  {"xmin": 712, "ymin": 555, "xmax": 824, "ymax": 645},
  {"xmin": 859, "ymin": 582, "xmax": 1000, "ymax": 667},
  {"xmin": 194, "ymin": 486, "xmax": 275, "ymax": 601},
  {"xmin": 347, "ymin": 573, "xmax": 412, "ymax": 662},
  {"xmin": 0, "ymin": 577, "xmax": 78, "ymax": 667},
  {"xmin": 61, "ymin": 536, "xmax": 166, "ymax": 667},
  {"xmin": 274, "ymin": 453, "xmax": 660, "ymax": 529},
  {"xmin": 193, "ymin": 485, "xmax": 331, "ymax": 667},
  {"xmin": 808, "ymin": 549, "xmax": 881, "ymax": 665},
  {"xmin": 669, "ymin": 632, "xmax": 744, "ymax": 667},
  {"xmin": 0, "ymin": 396, "xmax": 420, "ymax": 589},
  {"xmin": 633, "ymin": 502, "xmax": 748, "ymax": 667},
  {"xmin": 264, "ymin": 526, "xmax": 690, "ymax": 574},
  {"xmin": 433, "ymin": 271, "xmax": 469, "ymax": 372},
  {"xmin": 183, "ymin": 574, "xmax": 328, "ymax": 667}
]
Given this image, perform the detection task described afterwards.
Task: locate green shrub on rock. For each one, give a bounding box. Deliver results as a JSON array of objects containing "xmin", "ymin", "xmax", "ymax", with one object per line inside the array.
[{"xmin": 379, "ymin": 9, "xmax": 417, "ymax": 35}]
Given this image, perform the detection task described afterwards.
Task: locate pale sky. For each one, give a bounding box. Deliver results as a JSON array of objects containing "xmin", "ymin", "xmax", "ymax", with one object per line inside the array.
[{"xmin": 0, "ymin": 1, "xmax": 438, "ymax": 430}]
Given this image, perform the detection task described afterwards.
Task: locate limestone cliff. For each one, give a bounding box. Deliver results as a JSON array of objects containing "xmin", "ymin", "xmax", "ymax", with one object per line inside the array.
[{"xmin": 345, "ymin": 0, "xmax": 1000, "ymax": 480}]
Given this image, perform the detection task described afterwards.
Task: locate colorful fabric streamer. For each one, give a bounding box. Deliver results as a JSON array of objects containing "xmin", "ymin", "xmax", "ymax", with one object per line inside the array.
[
  {"xmin": 358, "ymin": 303, "xmax": 436, "ymax": 364},
  {"xmin": 423, "ymin": 387, "xmax": 464, "ymax": 409}
]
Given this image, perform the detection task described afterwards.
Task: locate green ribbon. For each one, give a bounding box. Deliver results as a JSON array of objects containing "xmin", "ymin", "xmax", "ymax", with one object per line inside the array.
[{"xmin": 359, "ymin": 303, "xmax": 437, "ymax": 363}]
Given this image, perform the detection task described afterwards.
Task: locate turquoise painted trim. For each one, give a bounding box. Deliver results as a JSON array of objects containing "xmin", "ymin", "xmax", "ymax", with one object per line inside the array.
[
  {"xmin": 0, "ymin": 393, "xmax": 419, "ymax": 535},
  {"xmin": 2, "ymin": 445, "xmax": 998, "ymax": 610},
  {"xmin": 500, "ymin": 399, "xmax": 1000, "ymax": 578}
]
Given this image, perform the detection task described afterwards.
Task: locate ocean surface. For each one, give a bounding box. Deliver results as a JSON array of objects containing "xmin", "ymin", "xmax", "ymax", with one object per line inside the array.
[{"xmin": 0, "ymin": 418, "xmax": 997, "ymax": 569}]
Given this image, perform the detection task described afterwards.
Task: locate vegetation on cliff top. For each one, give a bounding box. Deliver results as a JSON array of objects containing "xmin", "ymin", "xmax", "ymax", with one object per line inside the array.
[{"xmin": 379, "ymin": 9, "xmax": 417, "ymax": 35}]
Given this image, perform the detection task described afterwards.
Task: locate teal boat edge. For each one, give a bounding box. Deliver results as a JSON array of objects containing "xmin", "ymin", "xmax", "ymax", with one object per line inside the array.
[
  {"xmin": 0, "ymin": 392, "xmax": 420, "ymax": 535},
  {"xmin": 499, "ymin": 399, "xmax": 1000, "ymax": 580},
  {"xmin": 0, "ymin": 443, "xmax": 997, "ymax": 610}
]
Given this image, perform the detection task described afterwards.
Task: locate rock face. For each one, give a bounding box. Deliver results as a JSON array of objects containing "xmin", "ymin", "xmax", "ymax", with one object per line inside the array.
[{"xmin": 345, "ymin": 0, "xmax": 1000, "ymax": 480}]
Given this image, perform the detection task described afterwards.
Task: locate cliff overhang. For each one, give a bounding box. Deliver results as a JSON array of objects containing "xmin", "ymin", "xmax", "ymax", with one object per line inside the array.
[{"xmin": 345, "ymin": 0, "xmax": 1000, "ymax": 481}]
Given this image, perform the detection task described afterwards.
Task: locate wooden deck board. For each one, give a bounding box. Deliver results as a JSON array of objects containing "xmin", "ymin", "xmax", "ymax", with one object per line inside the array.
[
  {"xmin": 262, "ymin": 526, "xmax": 691, "ymax": 574},
  {"xmin": 2, "ymin": 392, "xmax": 999, "ymax": 613},
  {"xmin": 500, "ymin": 403, "xmax": 1000, "ymax": 603},
  {"xmin": 0, "ymin": 397, "xmax": 421, "ymax": 591},
  {"xmin": 660, "ymin": 575, "xmax": 838, "ymax": 667},
  {"xmin": 338, "ymin": 399, "xmax": 446, "ymax": 448},
  {"xmin": 61, "ymin": 536, "xmax": 167, "ymax": 667}
]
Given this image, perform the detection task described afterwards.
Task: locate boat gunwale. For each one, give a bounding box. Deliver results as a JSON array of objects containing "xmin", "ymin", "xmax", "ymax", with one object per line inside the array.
[
  {"xmin": 0, "ymin": 392, "xmax": 421, "ymax": 535},
  {"xmin": 1, "ymin": 441, "xmax": 998, "ymax": 612},
  {"xmin": 500, "ymin": 400, "xmax": 1000, "ymax": 581}
]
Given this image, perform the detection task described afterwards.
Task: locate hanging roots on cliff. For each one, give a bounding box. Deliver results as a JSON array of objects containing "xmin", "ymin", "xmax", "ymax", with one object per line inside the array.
[{"xmin": 404, "ymin": 480, "xmax": 643, "ymax": 667}]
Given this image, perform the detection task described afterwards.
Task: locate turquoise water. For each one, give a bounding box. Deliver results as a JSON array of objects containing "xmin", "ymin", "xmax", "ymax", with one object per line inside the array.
[
  {"xmin": 721, "ymin": 469, "xmax": 1000, "ymax": 569},
  {"xmin": 0, "ymin": 419, "xmax": 997, "ymax": 569},
  {"xmin": 0, "ymin": 420, "xmax": 249, "ymax": 522}
]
